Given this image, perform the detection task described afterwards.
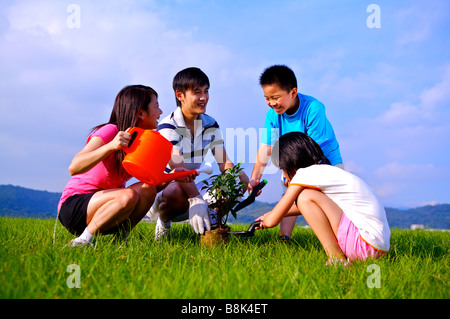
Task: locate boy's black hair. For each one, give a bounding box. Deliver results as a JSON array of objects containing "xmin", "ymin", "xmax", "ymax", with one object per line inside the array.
[
  {"xmin": 173, "ymin": 67, "xmax": 210, "ymax": 107},
  {"xmin": 272, "ymin": 132, "xmax": 330, "ymax": 179},
  {"xmin": 259, "ymin": 65, "xmax": 298, "ymax": 92}
]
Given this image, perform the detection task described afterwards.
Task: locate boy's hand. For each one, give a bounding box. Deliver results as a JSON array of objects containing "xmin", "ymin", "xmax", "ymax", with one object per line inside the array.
[
  {"xmin": 239, "ymin": 171, "xmax": 250, "ymax": 193},
  {"xmin": 248, "ymin": 179, "xmax": 263, "ymax": 197}
]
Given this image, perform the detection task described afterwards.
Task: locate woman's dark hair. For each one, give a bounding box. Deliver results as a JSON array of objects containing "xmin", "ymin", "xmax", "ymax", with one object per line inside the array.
[
  {"xmin": 91, "ymin": 85, "xmax": 158, "ymax": 177},
  {"xmin": 173, "ymin": 67, "xmax": 210, "ymax": 107},
  {"xmin": 259, "ymin": 65, "xmax": 297, "ymax": 92},
  {"xmin": 272, "ymin": 132, "xmax": 330, "ymax": 179}
]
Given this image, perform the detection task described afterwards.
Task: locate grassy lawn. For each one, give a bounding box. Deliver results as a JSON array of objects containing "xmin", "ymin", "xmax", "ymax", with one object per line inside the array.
[{"xmin": 0, "ymin": 217, "xmax": 448, "ymax": 300}]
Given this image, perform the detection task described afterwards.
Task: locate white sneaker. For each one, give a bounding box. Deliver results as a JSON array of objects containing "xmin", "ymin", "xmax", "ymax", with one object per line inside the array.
[
  {"xmin": 65, "ymin": 237, "xmax": 93, "ymax": 248},
  {"xmin": 147, "ymin": 192, "xmax": 164, "ymax": 221},
  {"xmin": 155, "ymin": 221, "xmax": 171, "ymax": 241}
]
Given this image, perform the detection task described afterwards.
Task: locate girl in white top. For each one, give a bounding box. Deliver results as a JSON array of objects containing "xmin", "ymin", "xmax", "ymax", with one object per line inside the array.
[{"xmin": 256, "ymin": 132, "xmax": 390, "ymax": 264}]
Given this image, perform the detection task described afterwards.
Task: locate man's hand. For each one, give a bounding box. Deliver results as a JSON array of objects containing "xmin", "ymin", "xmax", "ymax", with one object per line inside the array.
[
  {"xmin": 188, "ymin": 196, "xmax": 211, "ymax": 234},
  {"xmin": 172, "ymin": 167, "xmax": 198, "ymax": 183}
]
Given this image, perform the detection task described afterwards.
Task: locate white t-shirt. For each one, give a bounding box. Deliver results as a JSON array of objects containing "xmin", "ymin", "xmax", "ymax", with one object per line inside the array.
[{"xmin": 290, "ymin": 165, "xmax": 390, "ymax": 252}]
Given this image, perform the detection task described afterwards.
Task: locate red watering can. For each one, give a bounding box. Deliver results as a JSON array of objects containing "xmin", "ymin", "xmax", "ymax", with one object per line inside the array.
[{"xmin": 122, "ymin": 127, "xmax": 213, "ymax": 185}]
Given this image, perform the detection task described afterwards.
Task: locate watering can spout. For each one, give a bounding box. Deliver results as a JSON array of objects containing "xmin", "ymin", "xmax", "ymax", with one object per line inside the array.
[{"xmin": 155, "ymin": 162, "xmax": 214, "ymax": 184}]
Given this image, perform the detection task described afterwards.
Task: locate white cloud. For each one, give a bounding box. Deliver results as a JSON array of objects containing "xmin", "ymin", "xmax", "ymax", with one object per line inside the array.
[
  {"xmin": 372, "ymin": 162, "xmax": 450, "ymax": 207},
  {"xmin": 8, "ymin": 1, "xmax": 66, "ymax": 35},
  {"xmin": 373, "ymin": 181, "xmax": 406, "ymax": 199},
  {"xmin": 371, "ymin": 63, "xmax": 450, "ymax": 145},
  {"xmin": 379, "ymin": 65, "xmax": 450, "ymax": 125},
  {"xmin": 394, "ymin": 2, "xmax": 450, "ymax": 47},
  {"xmin": 375, "ymin": 162, "xmax": 436, "ymax": 180},
  {"xmin": 0, "ymin": 0, "xmax": 241, "ymax": 193},
  {"xmin": 342, "ymin": 160, "xmax": 365, "ymax": 175},
  {"xmin": 393, "ymin": 1, "xmax": 449, "ymax": 47},
  {"xmin": 419, "ymin": 65, "xmax": 450, "ymax": 111},
  {"xmin": 337, "ymin": 63, "xmax": 450, "ymax": 206},
  {"xmin": 378, "ymin": 101, "xmax": 420, "ymax": 125}
]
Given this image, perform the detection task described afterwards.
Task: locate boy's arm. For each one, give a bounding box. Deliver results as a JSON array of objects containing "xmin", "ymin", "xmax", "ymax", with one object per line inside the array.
[
  {"xmin": 212, "ymin": 146, "xmax": 233, "ymax": 172},
  {"xmin": 249, "ymin": 144, "xmax": 272, "ymax": 193},
  {"xmin": 257, "ymin": 184, "xmax": 303, "ymax": 228}
]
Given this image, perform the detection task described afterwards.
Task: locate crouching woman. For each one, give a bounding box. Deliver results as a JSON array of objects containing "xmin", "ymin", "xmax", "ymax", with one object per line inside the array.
[{"xmin": 57, "ymin": 85, "xmax": 193, "ymax": 246}]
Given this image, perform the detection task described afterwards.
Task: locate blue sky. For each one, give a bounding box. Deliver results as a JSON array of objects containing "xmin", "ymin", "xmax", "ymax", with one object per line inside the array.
[{"xmin": 0, "ymin": 0, "xmax": 449, "ymax": 208}]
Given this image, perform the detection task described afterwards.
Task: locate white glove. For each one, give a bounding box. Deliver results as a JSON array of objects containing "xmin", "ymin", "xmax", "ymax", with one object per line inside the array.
[{"xmin": 188, "ymin": 195, "xmax": 211, "ymax": 234}]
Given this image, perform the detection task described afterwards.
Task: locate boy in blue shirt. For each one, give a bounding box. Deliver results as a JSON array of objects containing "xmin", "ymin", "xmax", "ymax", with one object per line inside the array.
[{"xmin": 249, "ymin": 65, "xmax": 344, "ymax": 241}]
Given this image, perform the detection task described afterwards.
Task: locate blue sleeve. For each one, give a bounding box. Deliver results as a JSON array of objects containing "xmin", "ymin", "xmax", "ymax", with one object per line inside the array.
[
  {"xmin": 261, "ymin": 110, "xmax": 279, "ymax": 145},
  {"xmin": 305, "ymin": 100, "xmax": 329, "ymax": 143},
  {"xmin": 305, "ymin": 101, "xmax": 342, "ymax": 165}
]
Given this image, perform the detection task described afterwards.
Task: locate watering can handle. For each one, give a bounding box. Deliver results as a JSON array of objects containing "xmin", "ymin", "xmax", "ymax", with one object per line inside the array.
[{"xmin": 122, "ymin": 127, "xmax": 143, "ymax": 153}]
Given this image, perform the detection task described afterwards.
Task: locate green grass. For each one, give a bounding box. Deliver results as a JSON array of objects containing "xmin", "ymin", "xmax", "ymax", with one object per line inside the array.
[{"xmin": 0, "ymin": 217, "xmax": 448, "ymax": 299}]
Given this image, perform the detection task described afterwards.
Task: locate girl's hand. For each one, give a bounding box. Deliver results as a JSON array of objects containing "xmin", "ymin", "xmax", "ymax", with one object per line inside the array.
[
  {"xmin": 110, "ymin": 129, "xmax": 132, "ymax": 151},
  {"xmin": 255, "ymin": 212, "xmax": 270, "ymax": 229}
]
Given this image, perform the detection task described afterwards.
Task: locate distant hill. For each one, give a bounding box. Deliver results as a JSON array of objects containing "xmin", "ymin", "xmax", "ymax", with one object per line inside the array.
[
  {"xmin": 0, "ymin": 185, "xmax": 61, "ymax": 219},
  {"xmin": 0, "ymin": 184, "xmax": 449, "ymax": 229},
  {"xmin": 230, "ymin": 201, "xmax": 450, "ymax": 230},
  {"xmin": 384, "ymin": 205, "xmax": 450, "ymax": 230}
]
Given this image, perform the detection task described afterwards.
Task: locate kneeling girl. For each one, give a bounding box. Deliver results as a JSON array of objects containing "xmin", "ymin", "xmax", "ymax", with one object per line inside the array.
[{"xmin": 256, "ymin": 132, "xmax": 390, "ymax": 264}]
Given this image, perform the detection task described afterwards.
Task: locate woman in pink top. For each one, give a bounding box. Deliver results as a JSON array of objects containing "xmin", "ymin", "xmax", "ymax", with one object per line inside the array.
[{"xmin": 58, "ymin": 85, "xmax": 196, "ymax": 247}]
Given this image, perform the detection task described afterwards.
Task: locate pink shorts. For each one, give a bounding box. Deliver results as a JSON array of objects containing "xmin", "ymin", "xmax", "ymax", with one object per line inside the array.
[{"xmin": 337, "ymin": 213, "xmax": 386, "ymax": 261}]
